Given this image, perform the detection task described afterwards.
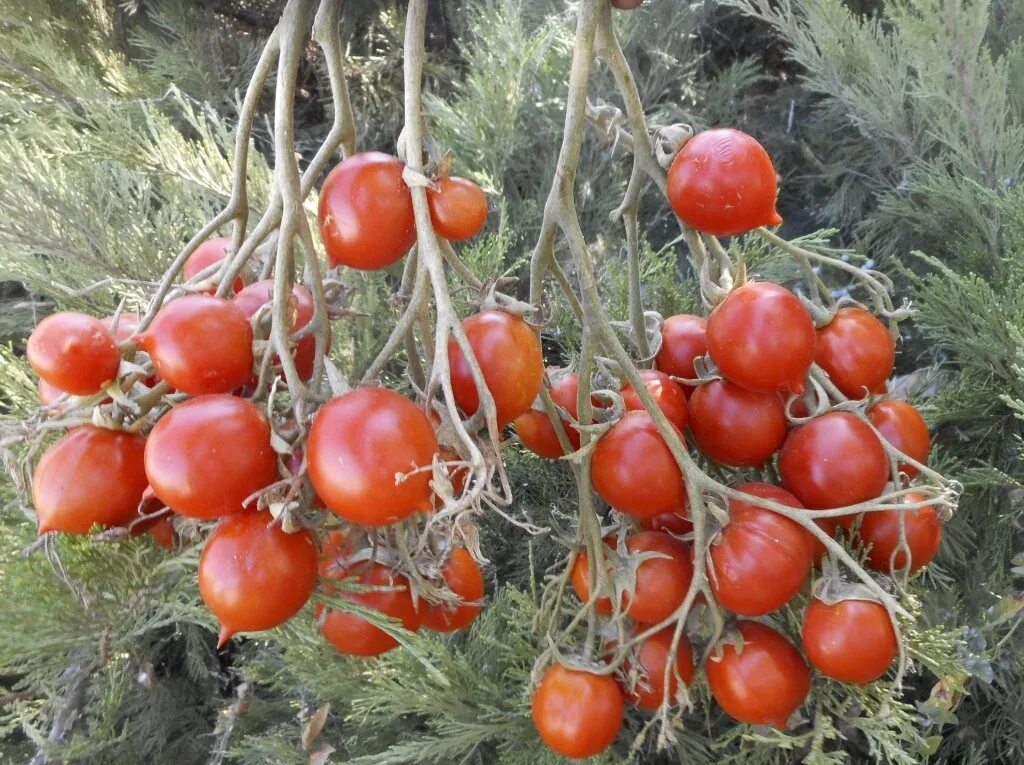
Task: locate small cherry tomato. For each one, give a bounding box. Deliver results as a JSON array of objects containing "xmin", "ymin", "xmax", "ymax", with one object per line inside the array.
[
  {"xmin": 689, "ymin": 380, "xmax": 786, "ymax": 467},
  {"xmin": 859, "ymin": 492, "xmax": 942, "ymax": 574},
  {"xmin": 869, "ymin": 399, "xmax": 930, "ymax": 478},
  {"xmin": 802, "ymin": 596, "xmax": 897, "ymax": 684},
  {"xmin": 654, "ymin": 314, "xmax": 707, "ymax": 398},
  {"xmin": 624, "ymin": 628, "xmax": 695, "ymax": 710},
  {"xmin": 427, "ymin": 176, "xmax": 487, "ymax": 241},
  {"xmin": 38, "ymin": 378, "xmax": 66, "ymax": 408},
  {"xmin": 146, "ymin": 514, "xmax": 177, "ymax": 550},
  {"xmin": 420, "ymin": 547, "xmax": 485, "ymax": 632},
  {"xmin": 620, "ymin": 369, "xmax": 689, "ymax": 430},
  {"xmin": 639, "ymin": 505, "xmax": 693, "ymax": 536},
  {"xmin": 514, "ymin": 371, "xmax": 586, "ymax": 458},
  {"xmin": 815, "ymin": 308, "xmax": 894, "ymax": 399},
  {"xmin": 532, "ymin": 664, "xmax": 623, "ymax": 759},
  {"xmin": 27, "ymin": 312, "xmax": 120, "ymax": 396},
  {"xmin": 183, "ymin": 237, "xmax": 244, "ymax": 293},
  {"xmin": 234, "ymin": 279, "xmax": 326, "ymax": 381},
  {"xmin": 431, "ymin": 446, "xmax": 469, "ymax": 507}
]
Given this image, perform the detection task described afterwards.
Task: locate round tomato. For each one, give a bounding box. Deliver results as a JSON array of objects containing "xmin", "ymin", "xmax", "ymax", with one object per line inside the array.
[
  {"xmin": 145, "ymin": 395, "xmax": 278, "ymax": 519},
  {"xmin": 706, "ymin": 620, "xmax": 810, "ymax": 728},
  {"xmin": 183, "ymin": 237, "xmax": 244, "ymax": 293},
  {"xmin": 869, "ymin": 399, "xmax": 930, "ymax": 478},
  {"xmin": 639, "ymin": 506, "xmax": 693, "ymax": 536},
  {"xmin": 706, "ymin": 283, "xmax": 815, "ymax": 395},
  {"xmin": 318, "ymin": 152, "xmax": 415, "ymax": 270},
  {"xmin": 420, "ymin": 547, "xmax": 485, "ymax": 632},
  {"xmin": 859, "ymin": 493, "xmax": 942, "ymax": 574},
  {"xmin": 689, "ymin": 380, "xmax": 786, "ymax": 467},
  {"xmin": 27, "ymin": 312, "xmax": 120, "ymax": 396},
  {"xmin": 620, "ymin": 369, "xmax": 689, "ymax": 430},
  {"xmin": 308, "ymin": 387, "xmax": 438, "ymax": 526},
  {"xmin": 666, "ymin": 128, "xmax": 782, "ymax": 236},
  {"xmin": 234, "ymin": 279, "xmax": 325, "ymax": 381},
  {"xmin": 532, "ymin": 664, "xmax": 623, "ymax": 758},
  {"xmin": 571, "ymin": 538, "xmax": 615, "ymax": 616},
  {"xmin": 802, "ymin": 596, "xmax": 897, "ymax": 684},
  {"xmin": 779, "ymin": 412, "xmax": 888, "ymax": 509},
  {"xmin": 624, "ymin": 629, "xmax": 694, "ymax": 710},
  {"xmin": 38, "ymin": 378, "xmax": 66, "ymax": 408},
  {"xmin": 200, "ymin": 511, "xmax": 318, "ymax": 646},
  {"xmin": 654, "ymin": 314, "xmax": 707, "ymax": 397},
  {"xmin": 101, "ymin": 312, "xmax": 141, "ymax": 344},
  {"xmin": 448, "ymin": 310, "xmax": 544, "ymax": 427},
  {"xmin": 427, "ymin": 176, "xmax": 487, "ymax": 241},
  {"xmin": 815, "ymin": 308, "xmax": 894, "ymax": 399},
  {"xmin": 514, "ymin": 371, "xmax": 584, "ymax": 458}
]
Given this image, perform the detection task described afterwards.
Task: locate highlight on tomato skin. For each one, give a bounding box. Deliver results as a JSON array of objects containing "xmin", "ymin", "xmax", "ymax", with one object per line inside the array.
[
  {"xmin": 27, "ymin": 312, "xmax": 121, "ymax": 396},
  {"xmin": 531, "ymin": 663, "xmax": 624, "ymax": 759}
]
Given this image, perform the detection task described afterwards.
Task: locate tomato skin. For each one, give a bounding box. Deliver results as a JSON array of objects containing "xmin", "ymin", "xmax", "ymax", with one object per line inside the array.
[
  {"xmin": 779, "ymin": 412, "xmax": 889, "ymax": 510},
  {"xmin": 200, "ymin": 511, "xmax": 318, "ymax": 646},
  {"xmin": 639, "ymin": 507, "xmax": 693, "ymax": 536},
  {"xmin": 654, "ymin": 314, "xmax": 707, "ymax": 398},
  {"xmin": 427, "ymin": 176, "xmax": 487, "ymax": 241},
  {"xmin": 233, "ymin": 279, "xmax": 325, "ymax": 381},
  {"xmin": 666, "ymin": 129, "xmax": 782, "ymax": 236},
  {"xmin": 28, "ymin": 312, "xmax": 120, "ymax": 396},
  {"xmin": 620, "ymin": 369, "xmax": 689, "ymax": 430},
  {"xmin": 448, "ymin": 310, "xmax": 544, "ymax": 428},
  {"xmin": 591, "ymin": 411, "xmax": 686, "ymax": 519},
  {"xmin": 514, "ymin": 371, "xmax": 584, "ymax": 458},
  {"xmin": 706, "ymin": 283, "xmax": 816, "ymax": 395},
  {"xmin": 689, "ymin": 381, "xmax": 786, "ymax": 467},
  {"xmin": 815, "ymin": 308, "xmax": 894, "ymax": 399},
  {"xmin": 146, "ymin": 514, "xmax": 177, "ymax": 549},
  {"xmin": 318, "ymin": 152, "xmax": 415, "ymax": 270},
  {"xmin": 183, "ymin": 237, "xmax": 244, "ymax": 293},
  {"xmin": 809, "ymin": 513, "xmax": 857, "ymax": 563},
  {"xmin": 706, "ymin": 621, "xmax": 811, "ymax": 728},
  {"xmin": 531, "ymin": 664, "xmax": 623, "ymax": 759},
  {"xmin": 136, "ymin": 295, "xmax": 253, "ymax": 395},
  {"xmin": 869, "ymin": 399, "xmax": 930, "ymax": 478},
  {"xmin": 859, "ymin": 493, "xmax": 942, "ymax": 574},
  {"xmin": 571, "ymin": 547, "xmax": 613, "ymax": 616},
  {"xmin": 802, "ymin": 597, "xmax": 897, "ymax": 684},
  {"xmin": 625, "ymin": 629, "xmax": 695, "ymax": 710},
  {"xmin": 145, "ymin": 395, "xmax": 278, "ymax": 519},
  {"xmin": 420, "ymin": 548, "xmax": 485, "ymax": 632},
  {"xmin": 38, "ymin": 378, "xmax": 66, "ymax": 408},
  {"xmin": 307, "ymin": 388, "xmax": 438, "ymax": 526}
]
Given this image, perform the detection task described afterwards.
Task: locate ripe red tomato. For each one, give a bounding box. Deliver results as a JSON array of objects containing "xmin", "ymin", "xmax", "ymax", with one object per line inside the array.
[
  {"xmin": 591, "ymin": 411, "xmax": 686, "ymax": 519},
  {"xmin": 420, "ymin": 548, "xmax": 485, "ymax": 632},
  {"xmin": 146, "ymin": 514, "xmax": 177, "ymax": 549},
  {"xmin": 639, "ymin": 506, "xmax": 693, "ymax": 536},
  {"xmin": 431, "ymin": 446, "xmax": 469, "ymax": 506},
  {"xmin": 709, "ymin": 483, "xmax": 813, "ymax": 615},
  {"xmin": 620, "ymin": 369, "xmax": 689, "ymax": 430},
  {"xmin": 624, "ymin": 628, "xmax": 694, "ymax": 710},
  {"xmin": 654, "ymin": 314, "xmax": 707, "ymax": 397},
  {"xmin": 448, "ymin": 310, "xmax": 544, "ymax": 427},
  {"xmin": 815, "ymin": 308, "xmax": 894, "ymax": 399},
  {"xmin": 427, "ymin": 176, "xmax": 487, "ymax": 241},
  {"xmin": 532, "ymin": 664, "xmax": 623, "ymax": 758},
  {"xmin": 27, "ymin": 312, "xmax": 120, "ymax": 395},
  {"xmin": 308, "ymin": 388, "xmax": 438, "ymax": 526},
  {"xmin": 779, "ymin": 412, "xmax": 889, "ymax": 509},
  {"xmin": 136, "ymin": 295, "xmax": 253, "ymax": 395},
  {"xmin": 37, "ymin": 378, "xmax": 66, "ymax": 408},
  {"xmin": 802, "ymin": 597, "xmax": 897, "ymax": 684},
  {"xmin": 689, "ymin": 380, "xmax": 786, "ymax": 467},
  {"xmin": 234, "ymin": 279, "xmax": 325, "ymax": 381},
  {"xmin": 571, "ymin": 538, "xmax": 615, "ymax": 616},
  {"xmin": 145, "ymin": 395, "xmax": 278, "ymax": 519},
  {"xmin": 101, "ymin": 312, "xmax": 141, "ymax": 344},
  {"xmin": 33, "ymin": 426, "xmax": 148, "ymax": 534},
  {"xmin": 706, "ymin": 283, "xmax": 815, "ymax": 395},
  {"xmin": 706, "ymin": 621, "xmax": 810, "ymax": 728},
  {"xmin": 666, "ymin": 129, "xmax": 782, "ymax": 236},
  {"xmin": 869, "ymin": 399, "xmax": 930, "ymax": 478},
  {"xmin": 200, "ymin": 511, "xmax": 318, "ymax": 646},
  {"xmin": 183, "ymin": 237, "xmax": 244, "ymax": 293},
  {"xmin": 318, "ymin": 152, "xmax": 415, "ymax": 270},
  {"xmin": 859, "ymin": 493, "xmax": 942, "ymax": 574},
  {"xmin": 514, "ymin": 371, "xmax": 584, "ymax": 458}
]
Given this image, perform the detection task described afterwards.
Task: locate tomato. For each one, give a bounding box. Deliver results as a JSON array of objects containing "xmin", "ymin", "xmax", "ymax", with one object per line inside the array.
[
  {"xmin": 145, "ymin": 395, "xmax": 278, "ymax": 519},
  {"xmin": 639, "ymin": 506, "xmax": 693, "ymax": 536},
  {"xmin": 146, "ymin": 514, "xmax": 177, "ymax": 549},
  {"xmin": 666, "ymin": 128, "xmax": 782, "ymax": 236},
  {"xmin": 802, "ymin": 597, "xmax": 897, "ymax": 684},
  {"xmin": 709, "ymin": 483, "xmax": 813, "ymax": 615},
  {"xmin": 620, "ymin": 369, "xmax": 689, "ymax": 430},
  {"xmin": 234, "ymin": 279, "xmax": 325, "ymax": 381},
  {"xmin": 38, "ymin": 379, "xmax": 66, "ymax": 408},
  {"xmin": 815, "ymin": 308, "xmax": 894, "ymax": 399},
  {"xmin": 859, "ymin": 493, "xmax": 942, "ymax": 574},
  {"xmin": 706, "ymin": 283, "xmax": 816, "ymax": 395},
  {"xmin": 654, "ymin": 314, "xmax": 707, "ymax": 397},
  {"xmin": 427, "ymin": 176, "xmax": 487, "ymax": 241},
  {"xmin": 611, "ymin": 0, "xmax": 644, "ymax": 8},
  {"xmin": 420, "ymin": 548, "xmax": 485, "ymax": 632},
  {"xmin": 869, "ymin": 399, "xmax": 930, "ymax": 478},
  {"xmin": 308, "ymin": 387, "xmax": 438, "ymax": 526},
  {"xmin": 809, "ymin": 513, "xmax": 857, "ymax": 563},
  {"xmin": 33, "ymin": 426, "xmax": 148, "ymax": 534},
  {"xmin": 101, "ymin": 312, "xmax": 142, "ymax": 344},
  {"xmin": 448, "ymin": 310, "xmax": 544, "ymax": 427},
  {"xmin": 532, "ymin": 664, "xmax": 623, "ymax": 758},
  {"xmin": 183, "ymin": 237, "xmax": 244, "ymax": 293},
  {"xmin": 591, "ymin": 411, "xmax": 686, "ymax": 519},
  {"xmin": 689, "ymin": 381, "xmax": 786, "ymax": 467},
  {"xmin": 571, "ymin": 540, "xmax": 614, "ymax": 616},
  {"xmin": 317, "ymin": 561, "xmax": 422, "ymax": 656},
  {"xmin": 27, "ymin": 312, "xmax": 120, "ymax": 396},
  {"xmin": 318, "ymin": 152, "xmax": 415, "ymax": 270},
  {"xmin": 624, "ymin": 629, "xmax": 695, "ymax": 710},
  {"xmin": 706, "ymin": 621, "xmax": 810, "ymax": 728},
  {"xmin": 779, "ymin": 412, "xmax": 888, "ymax": 510},
  {"xmin": 432, "ymin": 446, "xmax": 469, "ymax": 507},
  {"xmin": 514, "ymin": 371, "xmax": 584, "ymax": 458},
  {"xmin": 200, "ymin": 510, "xmax": 318, "ymax": 647},
  {"xmin": 135, "ymin": 295, "xmax": 253, "ymax": 395}
]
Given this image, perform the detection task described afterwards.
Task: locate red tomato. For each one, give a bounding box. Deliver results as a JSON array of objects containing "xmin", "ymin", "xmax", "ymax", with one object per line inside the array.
[
  {"xmin": 514, "ymin": 371, "xmax": 584, "ymax": 458},
  {"xmin": 689, "ymin": 380, "xmax": 787, "ymax": 467},
  {"xmin": 620, "ymin": 369, "xmax": 689, "ymax": 430},
  {"xmin": 234, "ymin": 279, "xmax": 326, "ymax": 381},
  {"xmin": 639, "ymin": 506, "xmax": 693, "ymax": 536},
  {"xmin": 859, "ymin": 492, "xmax": 942, "ymax": 574},
  {"xmin": 625, "ymin": 629, "xmax": 695, "ymax": 710},
  {"xmin": 779, "ymin": 412, "xmax": 889, "ymax": 509},
  {"xmin": 431, "ymin": 446, "xmax": 469, "ymax": 507},
  {"xmin": 145, "ymin": 395, "xmax": 278, "ymax": 519},
  {"xmin": 427, "ymin": 176, "xmax": 487, "ymax": 241},
  {"xmin": 200, "ymin": 511, "xmax": 318, "ymax": 647},
  {"xmin": 815, "ymin": 308, "xmax": 894, "ymax": 399},
  {"xmin": 448, "ymin": 310, "xmax": 544, "ymax": 427},
  {"xmin": 27, "ymin": 312, "xmax": 120, "ymax": 395},
  {"xmin": 802, "ymin": 597, "xmax": 897, "ymax": 684},
  {"xmin": 809, "ymin": 513, "xmax": 858, "ymax": 563},
  {"xmin": 591, "ymin": 411, "xmax": 686, "ymax": 519},
  {"xmin": 318, "ymin": 529, "xmax": 353, "ymax": 576},
  {"xmin": 571, "ymin": 540, "xmax": 614, "ymax": 616},
  {"xmin": 654, "ymin": 314, "xmax": 707, "ymax": 398},
  {"xmin": 532, "ymin": 664, "xmax": 623, "ymax": 758},
  {"xmin": 183, "ymin": 237, "xmax": 244, "ymax": 293},
  {"xmin": 318, "ymin": 152, "xmax": 415, "ymax": 270},
  {"xmin": 709, "ymin": 483, "xmax": 813, "ymax": 615},
  {"xmin": 420, "ymin": 548, "xmax": 485, "ymax": 632},
  {"xmin": 706, "ymin": 283, "xmax": 816, "ymax": 395},
  {"xmin": 706, "ymin": 621, "xmax": 810, "ymax": 728},
  {"xmin": 147, "ymin": 514, "xmax": 177, "ymax": 549},
  {"xmin": 136, "ymin": 295, "xmax": 253, "ymax": 395},
  {"xmin": 101, "ymin": 312, "xmax": 142, "ymax": 344},
  {"xmin": 869, "ymin": 399, "xmax": 930, "ymax": 478},
  {"xmin": 307, "ymin": 388, "xmax": 438, "ymax": 526},
  {"xmin": 666, "ymin": 129, "xmax": 782, "ymax": 236},
  {"xmin": 38, "ymin": 379, "xmax": 66, "ymax": 408},
  {"xmin": 33, "ymin": 426, "xmax": 148, "ymax": 534}
]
